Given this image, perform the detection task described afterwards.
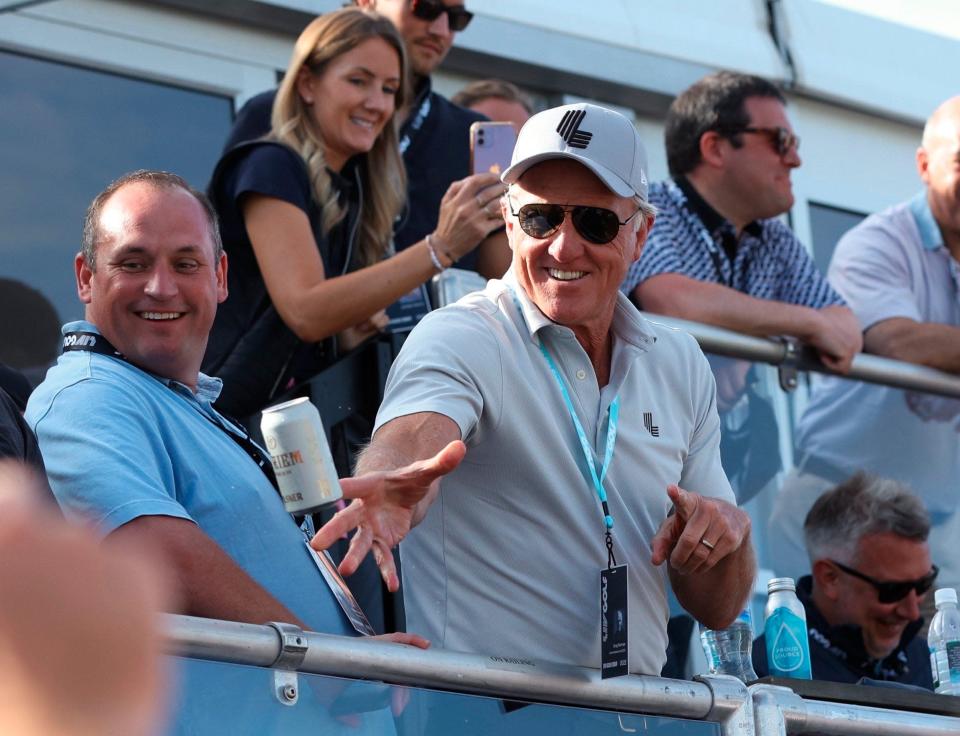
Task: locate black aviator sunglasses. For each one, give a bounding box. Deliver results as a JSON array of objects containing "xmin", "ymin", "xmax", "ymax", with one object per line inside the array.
[
  {"xmin": 410, "ymin": 0, "xmax": 474, "ymax": 32},
  {"xmin": 508, "ymin": 198, "xmax": 642, "ymax": 245},
  {"xmin": 831, "ymin": 560, "xmax": 939, "ymax": 604}
]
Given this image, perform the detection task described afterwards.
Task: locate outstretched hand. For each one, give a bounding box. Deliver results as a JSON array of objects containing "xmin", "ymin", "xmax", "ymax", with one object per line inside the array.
[
  {"xmin": 650, "ymin": 484, "xmax": 750, "ymax": 575},
  {"xmin": 310, "ymin": 440, "xmax": 466, "ymax": 591}
]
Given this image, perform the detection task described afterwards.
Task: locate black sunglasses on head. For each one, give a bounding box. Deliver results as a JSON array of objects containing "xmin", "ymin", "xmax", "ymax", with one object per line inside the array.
[
  {"xmin": 508, "ymin": 198, "xmax": 641, "ymax": 245},
  {"xmin": 410, "ymin": 0, "xmax": 474, "ymax": 32},
  {"xmin": 725, "ymin": 125, "xmax": 800, "ymax": 157},
  {"xmin": 831, "ymin": 560, "xmax": 939, "ymax": 604}
]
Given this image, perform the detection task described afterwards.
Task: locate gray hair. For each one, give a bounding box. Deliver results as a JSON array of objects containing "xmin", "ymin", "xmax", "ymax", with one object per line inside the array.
[
  {"xmin": 81, "ymin": 170, "xmax": 222, "ymax": 270},
  {"xmin": 803, "ymin": 472, "xmax": 930, "ymax": 564},
  {"xmin": 633, "ymin": 196, "xmax": 657, "ymax": 232}
]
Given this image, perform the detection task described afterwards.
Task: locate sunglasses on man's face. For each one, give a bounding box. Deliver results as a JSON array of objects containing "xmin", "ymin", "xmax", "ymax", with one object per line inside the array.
[
  {"xmin": 509, "ymin": 199, "xmax": 641, "ymax": 245},
  {"xmin": 731, "ymin": 125, "xmax": 800, "ymax": 157},
  {"xmin": 410, "ymin": 0, "xmax": 474, "ymax": 32},
  {"xmin": 831, "ymin": 560, "xmax": 939, "ymax": 604}
]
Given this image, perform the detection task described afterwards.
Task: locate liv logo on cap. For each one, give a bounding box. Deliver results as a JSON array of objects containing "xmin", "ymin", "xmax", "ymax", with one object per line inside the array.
[
  {"xmin": 501, "ymin": 102, "xmax": 650, "ymax": 202},
  {"xmin": 556, "ymin": 109, "xmax": 593, "ymax": 149}
]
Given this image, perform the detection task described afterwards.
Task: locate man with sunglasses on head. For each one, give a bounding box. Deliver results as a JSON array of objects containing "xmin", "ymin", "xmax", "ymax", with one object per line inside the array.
[
  {"xmin": 312, "ymin": 103, "xmax": 755, "ymax": 680},
  {"xmin": 621, "ymin": 71, "xmax": 861, "ymax": 372},
  {"xmin": 754, "ymin": 473, "xmax": 935, "ymax": 688},
  {"xmin": 220, "ymin": 0, "xmax": 510, "ymax": 281}
]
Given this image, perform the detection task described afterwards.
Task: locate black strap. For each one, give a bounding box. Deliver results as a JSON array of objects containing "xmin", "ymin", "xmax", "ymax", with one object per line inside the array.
[{"xmin": 62, "ymin": 331, "xmax": 281, "ymax": 493}]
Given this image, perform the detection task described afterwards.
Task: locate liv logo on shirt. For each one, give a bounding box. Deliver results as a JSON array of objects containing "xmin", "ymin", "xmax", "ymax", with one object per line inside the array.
[{"xmin": 766, "ymin": 609, "xmax": 812, "ymax": 678}]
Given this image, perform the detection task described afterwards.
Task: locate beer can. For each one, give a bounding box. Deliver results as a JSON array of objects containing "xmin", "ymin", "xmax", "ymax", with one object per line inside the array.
[{"xmin": 260, "ymin": 397, "xmax": 342, "ymax": 514}]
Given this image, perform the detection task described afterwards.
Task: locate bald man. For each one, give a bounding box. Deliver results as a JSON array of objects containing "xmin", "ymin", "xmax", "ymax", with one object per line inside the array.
[{"xmin": 768, "ymin": 96, "xmax": 960, "ymax": 597}]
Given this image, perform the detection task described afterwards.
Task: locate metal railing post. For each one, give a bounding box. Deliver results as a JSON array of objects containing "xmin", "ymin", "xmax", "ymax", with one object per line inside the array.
[
  {"xmin": 695, "ymin": 674, "xmax": 755, "ymax": 735},
  {"xmin": 750, "ymin": 684, "xmax": 802, "ymax": 735}
]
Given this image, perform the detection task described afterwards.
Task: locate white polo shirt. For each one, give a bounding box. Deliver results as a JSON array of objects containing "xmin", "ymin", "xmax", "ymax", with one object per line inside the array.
[{"xmin": 376, "ymin": 272, "xmax": 733, "ymax": 675}]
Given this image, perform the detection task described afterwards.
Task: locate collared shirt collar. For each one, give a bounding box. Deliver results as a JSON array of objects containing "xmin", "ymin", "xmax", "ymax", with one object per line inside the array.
[
  {"xmin": 675, "ymin": 176, "xmax": 764, "ymax": 239},
  {"xmin": 62, "ymin": 319, "xmax": 223, "ymax": 402},
  {"xmin": 909, "ymin": 191, "xmax": 944, "ymax": 252},
  {"xmin": 501, "ymin": 270, "xmax": 657, "ymax": 352}
]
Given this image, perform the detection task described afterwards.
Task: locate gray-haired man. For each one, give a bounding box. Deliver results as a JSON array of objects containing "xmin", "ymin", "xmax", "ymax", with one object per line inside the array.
[
  {"xmin": 313, "ymin": 102, "xmax": 755, "ymax": 676},
  {"xmin": 754, "ymin": 473, "xmax": 935, "ymax": 687}
]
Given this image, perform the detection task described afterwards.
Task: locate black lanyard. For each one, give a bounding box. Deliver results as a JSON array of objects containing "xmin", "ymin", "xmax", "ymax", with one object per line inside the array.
[{"xmin": 62, "ymin": 331, "xmax": 280, "ymax": 493}]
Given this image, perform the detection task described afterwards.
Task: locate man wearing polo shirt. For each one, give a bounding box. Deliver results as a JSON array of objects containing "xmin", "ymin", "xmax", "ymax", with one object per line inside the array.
[
  {"xmin": 768, "ymin": 96, "xmax": 960, "ymax": 597},
  {"xmin": 314, "ymin": 103, "xmax": 755, "ymax": 676},
  {"xmin": 621, "ymin": 71, "xmax": 861, "ymax": 371}
]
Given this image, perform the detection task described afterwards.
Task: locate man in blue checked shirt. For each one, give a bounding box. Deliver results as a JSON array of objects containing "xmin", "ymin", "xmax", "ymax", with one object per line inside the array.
[{"xmin": 621, "ymin": 71, "xmax": 861, "ymax": 377}]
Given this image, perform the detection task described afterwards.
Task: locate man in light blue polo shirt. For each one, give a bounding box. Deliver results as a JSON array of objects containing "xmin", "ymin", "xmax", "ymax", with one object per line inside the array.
[
  {"xmin": 768, "ymin": 96, "xmax": 960, "ymax": 593},
  {"xmin": 26, "ymin": 171, "xmax": 455, "ymax": 730},
  {"xmin": 314, "ymin": 104, "xmax": 756, "ymax": 677}
]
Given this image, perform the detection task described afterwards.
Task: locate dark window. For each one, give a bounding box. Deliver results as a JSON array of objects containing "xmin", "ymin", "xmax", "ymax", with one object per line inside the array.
[
  {"xmin": 807, "ymin": 201, "xmax": 867, "ymax": 275},
  {"xmin": 0, "ymin": 50, "xmax": 232, "ymax": 379}
]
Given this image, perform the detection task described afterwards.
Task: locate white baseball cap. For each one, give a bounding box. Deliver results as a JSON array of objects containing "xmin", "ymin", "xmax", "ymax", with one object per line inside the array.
[{"xmin": 501, "ymin": 102, "xmax": 649, "ymax": 201}]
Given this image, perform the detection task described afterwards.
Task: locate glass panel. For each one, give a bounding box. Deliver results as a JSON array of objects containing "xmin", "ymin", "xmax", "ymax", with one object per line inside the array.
[
  {"xmin": 164, "ymin": 657, "xmax": 720, "ymax": 735},
  {"xmin": 697, "ymin": 347, "xmax": 956, "ymax": 637},
  {"xmin": 0, "ymin": 50, "xmax": 232, "ymax": 382},
  {"xmin": 807, "ymin": 201, "xmax": 867, "ymax": 274}
]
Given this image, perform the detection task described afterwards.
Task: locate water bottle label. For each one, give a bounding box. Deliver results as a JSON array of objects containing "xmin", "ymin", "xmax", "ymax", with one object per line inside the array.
[
  {"xmin": 765, "ymin": 608, "xmax": 812, "ymax": 679},
  {"xmin": 947, "ymin": 640, "xmax": 960, "ymax": 685},
  {"xmin": 930, "ymin": 647, "xmax": 940, "ymax": 690}
]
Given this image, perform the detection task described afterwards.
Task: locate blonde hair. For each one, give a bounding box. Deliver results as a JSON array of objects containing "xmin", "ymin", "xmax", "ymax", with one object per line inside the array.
[{"xmin": 272, "ymin": 8, "xmax": 407, "ymax": 267}]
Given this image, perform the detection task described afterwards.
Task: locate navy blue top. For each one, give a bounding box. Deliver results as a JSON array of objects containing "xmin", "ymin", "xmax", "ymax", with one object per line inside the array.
[{"xmin": 204, "ymin": 140, "xmax": 362, "ymax": 417}]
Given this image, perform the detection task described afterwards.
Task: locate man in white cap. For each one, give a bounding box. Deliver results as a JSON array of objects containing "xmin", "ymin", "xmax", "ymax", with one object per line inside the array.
[{"xmin": 313, "ymin": 103, "xmax": 755, "ymax": 676}]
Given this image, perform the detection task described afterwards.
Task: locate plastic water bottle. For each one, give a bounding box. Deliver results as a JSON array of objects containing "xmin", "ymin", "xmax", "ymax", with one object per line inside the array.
[
  {"xmin": 699, "ymin": 607, "xmax": 758, "ymax": 682},
  {"xmin": 764, "ymin": 577, "xmax": 812, "ymax": 679},
  {"xmin": 929, "ymin": 588, "xmax": 960, "ymax": 695}
]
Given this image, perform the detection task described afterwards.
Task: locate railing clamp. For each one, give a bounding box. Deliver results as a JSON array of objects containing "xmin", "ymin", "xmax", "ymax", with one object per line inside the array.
[
  {"xmin": 694, "ymin": 674, "xmax": 755, "ymax": 736},
  {"xmin": 776, "ymin": 337, "xmax": 801, "ymax": 392},
  {"xmin": 268, "ymin": 621, "xmax": 308, "ymax": 706},
  {"xmin": 749, "ymin": 684, "xmax": 802, "ymax": 736}
]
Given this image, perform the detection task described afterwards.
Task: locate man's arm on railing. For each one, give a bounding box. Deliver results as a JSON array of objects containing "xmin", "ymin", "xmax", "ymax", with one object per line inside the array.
[
  {"xmin": 311, "ymin": 413, "xmax": 464, "ymax": 591},
  {"xmin": 111, "ymin": 515, "xmax": 432, "ymax": 647},
  {"xmin": 865, "ymin": 318, "xmax": 960, "ymax": 373},
  {"xmin": 109, "ymin": 516, "xmax": 308, "ymax": 627},
  {"xmin": 635, "ymin": 274, "xmax": 863, "ymax": 372}
]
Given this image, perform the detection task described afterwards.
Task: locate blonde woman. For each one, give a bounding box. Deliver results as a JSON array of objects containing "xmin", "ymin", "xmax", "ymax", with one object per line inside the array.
[{"xmin": 205, "ymin": 7, "xmax": 501, "ymax": 416}]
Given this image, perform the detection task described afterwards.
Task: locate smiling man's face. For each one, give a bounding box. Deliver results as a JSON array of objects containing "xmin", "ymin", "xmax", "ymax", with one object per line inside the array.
[
  {"xmin": 506, "ymin": 159, "xmax": 647, "ymax": 347},
  {"xmin": 76, "ymin": 181, "xmax": 227, "ymax": 390}
]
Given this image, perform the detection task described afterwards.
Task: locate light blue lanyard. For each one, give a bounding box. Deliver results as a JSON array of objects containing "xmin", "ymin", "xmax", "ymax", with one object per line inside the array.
[{"xmin": 537, "ymin": 340, "xmax": 620, "ymax": 534}]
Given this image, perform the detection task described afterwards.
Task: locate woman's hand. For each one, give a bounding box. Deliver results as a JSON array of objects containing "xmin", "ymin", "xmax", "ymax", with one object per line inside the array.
[
  {"xmin": 337, "ymin": 310, "xmax": 390, "ymax": 352},
  {"xmin": 431, "ymin": 172, "xmax": 506, "ymax": 262}
]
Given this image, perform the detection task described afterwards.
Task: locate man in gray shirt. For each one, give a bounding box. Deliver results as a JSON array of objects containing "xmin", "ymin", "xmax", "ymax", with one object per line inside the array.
[{"xmin": 314, "ymin": 103, "xmax": 754, "ymax": 676}]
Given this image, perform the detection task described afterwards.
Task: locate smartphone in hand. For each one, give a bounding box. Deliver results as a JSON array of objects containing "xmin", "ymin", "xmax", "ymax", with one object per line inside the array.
[{"xmin": 470, "ymin": 121, "xmax": 517, "ymax": 177}]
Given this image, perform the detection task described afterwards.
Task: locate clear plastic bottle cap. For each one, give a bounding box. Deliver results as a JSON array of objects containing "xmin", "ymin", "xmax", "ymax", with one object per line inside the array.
[
  {"xmin": 767, "ymin": 577, "xmax": 796, "ymax": 594},
  {"xmin": 935, "ymin": 587, "xmax": 958, "ymax": 607}
]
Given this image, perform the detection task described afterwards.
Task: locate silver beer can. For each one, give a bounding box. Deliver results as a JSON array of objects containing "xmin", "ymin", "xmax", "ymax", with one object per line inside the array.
[{"xmin": 260, "ymin": 397, "xmax": 342, "ymax": 514}]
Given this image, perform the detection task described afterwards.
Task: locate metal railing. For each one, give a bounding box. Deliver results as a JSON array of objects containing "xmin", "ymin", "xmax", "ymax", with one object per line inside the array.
[
  {"xmin": 642, "ymin": 312, "xmax": 960, "ymax": 400},
  {"xmin": 164, "ymin": 614, "xmax": 960, "ymax": 736}
]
